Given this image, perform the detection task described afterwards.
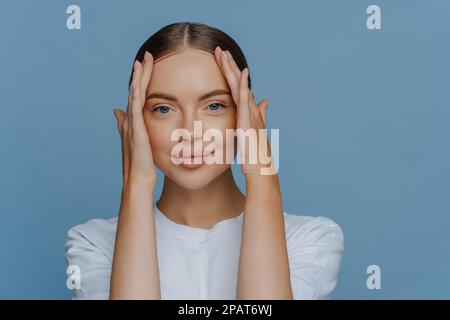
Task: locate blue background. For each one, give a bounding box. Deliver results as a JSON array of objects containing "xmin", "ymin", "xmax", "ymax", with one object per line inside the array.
[{"xmin": 1, "ymin": 0, "xmax": 449, "ymax": 299}]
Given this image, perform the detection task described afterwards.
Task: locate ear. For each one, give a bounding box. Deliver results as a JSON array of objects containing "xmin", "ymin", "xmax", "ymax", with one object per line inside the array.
[
  {"xmin": 113, "ymin": 108, "xmax": 126, "ymax": 137},
  {"xmin": 257, "ymin": 99, "xmax": 270, "ymax": 125}
]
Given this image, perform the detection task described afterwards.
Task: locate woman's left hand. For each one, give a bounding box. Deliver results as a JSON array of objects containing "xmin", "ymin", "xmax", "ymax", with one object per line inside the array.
[
  {"xmin": 214, "ymin": 46, "xmax": 275, "ymax": 178},
  {"xmin": 214, "ymin": 48, "xmax": 291, "ymax": 299}
]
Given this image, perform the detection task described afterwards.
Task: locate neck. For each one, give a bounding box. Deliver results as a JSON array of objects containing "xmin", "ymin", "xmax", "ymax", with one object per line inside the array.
[{"xmin": 156, "ymin": 168, "xmax": 246, "ymax": 229}]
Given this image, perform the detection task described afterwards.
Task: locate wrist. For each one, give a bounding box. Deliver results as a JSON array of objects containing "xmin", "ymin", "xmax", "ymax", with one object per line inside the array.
[
  {"xmin": 124, "ymin": 175, "xmax": 156, "ymax": 190},
  {"xmin": 122, "ymin": 179, "xmax": 156, "ymax": 198},
  {"xmin": 245, "ymin": 172, "xmax": 279, "ymax": 189}
]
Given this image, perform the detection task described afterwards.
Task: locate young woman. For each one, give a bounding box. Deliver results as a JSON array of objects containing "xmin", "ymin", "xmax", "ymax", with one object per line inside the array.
[{"xmin": 64, "ymin": 22, "xmax": 344, "ymax": 300}]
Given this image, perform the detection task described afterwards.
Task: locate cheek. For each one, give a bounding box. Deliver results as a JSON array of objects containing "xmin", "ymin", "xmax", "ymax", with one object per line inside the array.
[
  {"xmin": 206, "ymin": 111, "xmax": 236, "ymax": 130},
  {"xmin": 142, "ymin": 116, "xmax": 175, "ymax": 156},
  {"xmin": 202, "ymin": 116, "xmax": 237, "ymax": 163}
]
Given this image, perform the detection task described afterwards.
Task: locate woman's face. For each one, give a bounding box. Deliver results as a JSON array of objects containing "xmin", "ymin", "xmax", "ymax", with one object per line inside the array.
[{"xmin": 142, "ymin": 47, "xmax": 237, "ymax": 190}]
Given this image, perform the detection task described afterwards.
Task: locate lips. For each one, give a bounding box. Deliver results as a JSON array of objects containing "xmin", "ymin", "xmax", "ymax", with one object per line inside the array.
[{"xmin": 174, "ymin": 150, "xmax": 215, "ymax": 159}]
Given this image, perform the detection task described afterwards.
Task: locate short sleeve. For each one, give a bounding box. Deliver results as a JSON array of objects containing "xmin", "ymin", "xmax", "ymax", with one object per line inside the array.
[
  {"xmin": 64, "ymin": 219, "xmax": 114, "ymax": 300},
  {"xmin": 286, "ymin": 215, "xmax": 344, "ymax": 300}
]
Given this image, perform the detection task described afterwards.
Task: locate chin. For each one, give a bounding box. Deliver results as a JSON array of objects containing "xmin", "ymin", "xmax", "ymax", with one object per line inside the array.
[{"xmin": 165, "ymin": 163, "xmax": 230, "ymax": 190}]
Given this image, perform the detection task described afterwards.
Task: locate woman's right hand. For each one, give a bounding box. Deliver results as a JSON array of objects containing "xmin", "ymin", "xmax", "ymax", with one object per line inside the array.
[{"xmin": 113, "ymin": 51, "xmax": 157, "ymax": 188}]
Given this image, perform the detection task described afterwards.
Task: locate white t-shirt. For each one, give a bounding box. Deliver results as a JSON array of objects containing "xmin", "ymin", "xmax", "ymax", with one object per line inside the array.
[{"xmin": 64, "ymin": 202, "xmax": 344, "ymax": 300}]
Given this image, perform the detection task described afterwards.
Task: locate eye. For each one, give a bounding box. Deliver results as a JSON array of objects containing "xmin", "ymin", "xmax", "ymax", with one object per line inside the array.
[
  {"xmin": 153, "ymin": 105, "xmax": 172, "ymax": 114},
  {"xmin": 206, "ymin": 102, "xmax": 226, "ymax": 112}
]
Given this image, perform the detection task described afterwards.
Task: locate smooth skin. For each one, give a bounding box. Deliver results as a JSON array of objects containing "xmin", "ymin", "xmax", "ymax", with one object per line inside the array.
[{"xmin": 110, "ymin": 46, "xmax": 293, "ymax": 299}]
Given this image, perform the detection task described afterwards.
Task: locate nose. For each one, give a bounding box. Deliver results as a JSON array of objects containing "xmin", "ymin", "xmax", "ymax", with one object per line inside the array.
[
  {"xmin": 175, "ymin": 116, "xmax": 205, "ymax": 158},
  {"xmin": 177, "ymin": 122, "xmax": 203, "ymax": 157},
  {"xmin": 178, "ymin": 132, "xmax": 202, "ymax": 143},
  {"xmin": 179, "ymin": 113, "xmax": 203, "ymax": 142}
]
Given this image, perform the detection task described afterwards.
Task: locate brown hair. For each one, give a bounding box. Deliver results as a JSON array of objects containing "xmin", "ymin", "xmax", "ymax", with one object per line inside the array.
[{"xmin": 129, "ymin": 21, "xmax": 251, "ymax": 89}]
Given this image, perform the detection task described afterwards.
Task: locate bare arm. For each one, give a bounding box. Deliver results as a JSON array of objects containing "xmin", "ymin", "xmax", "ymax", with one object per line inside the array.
[
  {"xmin": 109, "ymin": 52, "xmax": 161, "ymax": 299},
  {"xmin": 237, "ymin": 174, "xmax": 293, "ymax": 299},
  {"xmin": 109, "ymin": 181, "xmax": 160, "ymax": 299}
]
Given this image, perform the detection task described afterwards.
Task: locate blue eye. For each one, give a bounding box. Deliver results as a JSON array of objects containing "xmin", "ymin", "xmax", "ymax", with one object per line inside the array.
[
  {"xmin": 153, "ymin": 106, "xmax": 171, "ymax": 114},
  {"xmin": 207, "ymin": 103, "xmax": 225, "ymax": 111}
]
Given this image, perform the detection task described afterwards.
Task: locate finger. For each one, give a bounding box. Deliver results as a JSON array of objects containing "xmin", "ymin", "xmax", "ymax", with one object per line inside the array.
[
  {"xmin": 214, "ymin": 46, "xmax": 225, "ymax": 74},
  {"xmin": 122, "ymin": 119, "xmax": 131, "ymax": 184},
  {"xmin": 131, "ymin": 60, "xmax": 143, "ymax": 115},
  {"xmin": 238, "ymin": 68, "xmax": 251, "ymax": 125},
  {"xmin": 140, "ymin": 51, "xmax": 154, "ymax": 97},
  {"xmin": 214, "ymin": 47, "xmax": 242, "ymax": 102},
  {"xmin": 245, "ymin": 90, "xmax": 263, "ymax": 127},
  {"xmin": 250, "ymin": 92, "xmax": 256, "ymax": 105},
  {"xmin": 129, "ymin": 61, "xmax": 148, "ymax": 137},
  {"xmin": 225, "ymin": 50, "xmax": 241, "ymax": 80},
  {"xmin": 248, "ymin": 91, "xmax": 260, "ymax": 116},
  {"xmin": 113, "ymin": 108, "xmax": 130, "ymax": 183},
  {"xmin": 214, "ymin": 46, "xmax": 240, "ymax": 78},
  {"xmin": 127, "ymin": 60, "xmax": 139, "ymax": 115},
  {"xmin": 219, "ymin": 50, "xmax": 241, "ymax": 106}
]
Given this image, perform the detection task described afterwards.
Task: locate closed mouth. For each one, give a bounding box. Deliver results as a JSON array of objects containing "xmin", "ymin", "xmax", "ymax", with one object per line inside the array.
[{"xmin": 174, "ymin": 150, "xmax": 215, "ymax": 159}]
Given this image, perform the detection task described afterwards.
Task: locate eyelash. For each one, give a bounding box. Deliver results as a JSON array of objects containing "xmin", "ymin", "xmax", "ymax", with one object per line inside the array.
[
  {"xmin": 153, "ymin": 105, "xmax": 172, "ymax": 114},
  {"xmin": 152, "ymin": 103, "xmax": 227, "ymax": 114},
  {"xmin": 206, "ymin": 102, "xmax": 226, "ymax": 112}
]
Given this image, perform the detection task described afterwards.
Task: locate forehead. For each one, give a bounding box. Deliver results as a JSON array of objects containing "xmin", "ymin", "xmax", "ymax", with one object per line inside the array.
[{"xmin": 148, "ymin": 48, "xmax": 228, "ymax": 95}]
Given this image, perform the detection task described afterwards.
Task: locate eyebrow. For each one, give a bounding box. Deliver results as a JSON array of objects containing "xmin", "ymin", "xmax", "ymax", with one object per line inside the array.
[{"xmin": 146, "ymin": 89, "xmax": 230, "ymax": 102}]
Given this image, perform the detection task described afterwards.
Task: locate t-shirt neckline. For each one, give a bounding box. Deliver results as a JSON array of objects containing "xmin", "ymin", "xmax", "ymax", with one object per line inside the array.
[{"xmin": 153, "ymin": 202, "xmax": 243, "ymax": 241}]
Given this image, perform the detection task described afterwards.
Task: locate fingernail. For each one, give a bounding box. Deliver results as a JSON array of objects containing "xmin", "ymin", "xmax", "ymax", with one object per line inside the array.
[
  {"xmin": 222, "ymin": 50, "xmax": 228, "ymax": 60},
  {"xmin": 226, "ymin": 51, "xmax": 232, "ymax": 60}
]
